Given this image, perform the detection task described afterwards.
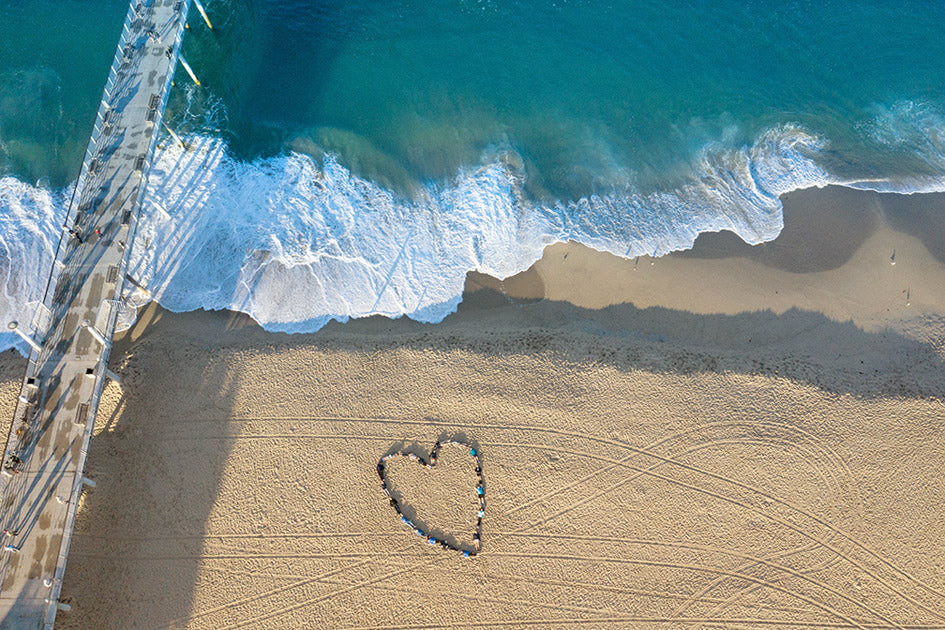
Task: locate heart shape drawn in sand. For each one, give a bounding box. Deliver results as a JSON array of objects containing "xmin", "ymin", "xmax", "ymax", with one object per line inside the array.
[{"xmin": 377, "ymin": 439, "xmax": 484, "ymax": 557}]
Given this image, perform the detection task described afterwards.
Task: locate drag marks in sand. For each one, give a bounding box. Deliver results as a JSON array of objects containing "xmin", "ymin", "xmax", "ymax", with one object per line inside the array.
[{"xmin": 122, "ymin": 413, "xmax": 945, "ymax": 629}]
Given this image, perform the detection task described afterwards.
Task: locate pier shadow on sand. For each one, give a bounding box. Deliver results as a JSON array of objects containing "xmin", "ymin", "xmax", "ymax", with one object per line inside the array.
[
  {"xmin": 880, "ymin": 190, "xmax": 945, "ymax": 266},
  {"xmin": 52, "ymin": 308, "xmax": 247, "ymax": 630}
]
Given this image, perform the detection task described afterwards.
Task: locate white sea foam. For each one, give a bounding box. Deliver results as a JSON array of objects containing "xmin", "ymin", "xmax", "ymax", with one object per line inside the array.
[
  {"xmin": 124, "ymin": 136, "xmax": 553, "ymax": 332},
  {"xmin": 120, "ymin": 123, "xmax": 832, "ymax": 334},
  {"xmin": 0, "ymin": 110, "xmax": 943, "ymax": 351},
  {"xmin": 0, "ymin": 177, "xmax": 66, "ymax": 351}
]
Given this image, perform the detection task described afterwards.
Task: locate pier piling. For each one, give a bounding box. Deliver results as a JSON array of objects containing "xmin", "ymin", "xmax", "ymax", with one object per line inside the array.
[
  {"xmin": 193, "ymin": 0, "xmax": 213, "ymax": 29},
  {"xmin": 179, "ymin": 55, "xmax": 201, "ymax": 86}
]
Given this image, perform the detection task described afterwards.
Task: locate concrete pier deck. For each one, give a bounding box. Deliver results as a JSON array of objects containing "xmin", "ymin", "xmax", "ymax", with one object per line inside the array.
[{"xmin": 0, "ymin": 0, "xmax": 191, "ymax": 627}]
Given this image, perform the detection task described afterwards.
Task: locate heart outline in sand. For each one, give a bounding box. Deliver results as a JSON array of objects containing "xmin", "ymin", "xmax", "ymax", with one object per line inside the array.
[{"xmin": 377, "ymin": 439, "xmax": 484, "ymax": 557}]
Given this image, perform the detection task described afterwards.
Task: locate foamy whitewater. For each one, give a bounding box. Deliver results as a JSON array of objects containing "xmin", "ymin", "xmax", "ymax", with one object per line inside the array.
[{"xmin": 2, "ymin": 102, "xmax": 945, "ymax": 352}]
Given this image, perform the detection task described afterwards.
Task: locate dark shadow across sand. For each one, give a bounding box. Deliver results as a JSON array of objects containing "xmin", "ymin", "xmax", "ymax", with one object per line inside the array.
[{"xmin": 677, "ymin": 186, "xmax": 883, "ymax": 273}]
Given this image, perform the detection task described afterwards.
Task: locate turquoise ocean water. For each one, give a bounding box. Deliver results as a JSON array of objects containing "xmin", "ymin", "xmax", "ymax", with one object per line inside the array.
[{"xmin": 1, "ymin": 0, "xmax": 944, "ymax": 336}]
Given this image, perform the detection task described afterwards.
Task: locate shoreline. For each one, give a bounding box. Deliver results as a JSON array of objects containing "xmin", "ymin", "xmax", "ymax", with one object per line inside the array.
[
  {"xmin": 88, "ymin": 188, "xmax": 945, "ymax": 404},
  {"xmin": 2, "ymin": 184, "xmax": 940, "ymax": 398},
  {"xmin": 101, "ymin": 185, "xmax": 945, "ymax": 400},
  {"xmin": 118, "ymin": 184, "xmax": 945, "ymax": 333}
]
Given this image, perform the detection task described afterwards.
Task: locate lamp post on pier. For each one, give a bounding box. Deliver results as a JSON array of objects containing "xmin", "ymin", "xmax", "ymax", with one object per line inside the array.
[
  {"xmin": 7, "ymin": 322, "xmax": 43, "ymax": 354},
  {"xmin": 80, "ymin": 320, "xmax": 108, "ymax": 347}
]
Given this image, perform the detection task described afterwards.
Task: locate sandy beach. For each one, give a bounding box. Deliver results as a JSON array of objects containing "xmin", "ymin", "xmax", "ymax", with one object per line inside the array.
[{"xmin": 1, "ymin": 186, "xmax": 943, "ymax": 629}]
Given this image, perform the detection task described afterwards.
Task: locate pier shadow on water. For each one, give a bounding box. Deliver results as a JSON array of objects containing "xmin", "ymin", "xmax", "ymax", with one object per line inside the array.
[{"xmin": 181, "ymin": 0, "xmax": 360, "ymax": 162}]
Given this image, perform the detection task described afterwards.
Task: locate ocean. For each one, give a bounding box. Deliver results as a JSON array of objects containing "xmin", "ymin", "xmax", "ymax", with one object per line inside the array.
[{"xmin": 1, "ymin": 0, "xmax": 944, "ymax": 341}]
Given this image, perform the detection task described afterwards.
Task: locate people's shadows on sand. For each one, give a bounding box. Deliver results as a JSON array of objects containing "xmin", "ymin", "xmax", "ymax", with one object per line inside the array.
[{"xmin": 377, "ymin": 438, "xmax": 485, "ymax": 557}]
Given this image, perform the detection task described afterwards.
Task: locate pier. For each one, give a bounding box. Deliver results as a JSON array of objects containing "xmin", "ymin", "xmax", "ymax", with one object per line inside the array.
[{"xmin": 0, "ymin": 0, "xmax": 192, "ymax": 626}]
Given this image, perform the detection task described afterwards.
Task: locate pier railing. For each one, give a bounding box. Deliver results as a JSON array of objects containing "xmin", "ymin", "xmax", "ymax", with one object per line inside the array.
[
  {"xmin": 44, "ymin": 4, "xmax": 192, "ymax": 626},
  {"xmin": 0, "ymin": 0, "xmax": 193, "ymax": 627}
]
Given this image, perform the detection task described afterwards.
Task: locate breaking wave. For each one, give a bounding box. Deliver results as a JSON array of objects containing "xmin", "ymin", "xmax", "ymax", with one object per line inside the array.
[
  {"xmin": 1, "ymin": 104, "xmax": 945, "ymax": 350},
  {"xmin": 121, "ymin": 123, "xmax": 829, "ymax": 333}
]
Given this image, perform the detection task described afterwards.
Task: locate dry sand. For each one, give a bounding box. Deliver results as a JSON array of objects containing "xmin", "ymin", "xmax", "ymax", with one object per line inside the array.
[{"xmin": 2, "ymin": 186, "xmax": 944, "ymax": 629}]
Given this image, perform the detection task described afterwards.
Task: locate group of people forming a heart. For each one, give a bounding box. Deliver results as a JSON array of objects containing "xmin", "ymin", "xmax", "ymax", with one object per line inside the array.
[{"xmin": 377, "ymin": 439, "xmax": 485, "ymax": 557}]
